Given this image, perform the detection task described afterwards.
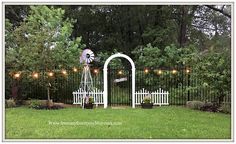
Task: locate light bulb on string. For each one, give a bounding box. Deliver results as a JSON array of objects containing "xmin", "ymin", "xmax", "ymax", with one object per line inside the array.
[
  {"xmin": 144, "ymin": 68, "xmax": 149, "ymax": 74},
  {"xmin": 118, "ymin": 70, "xmax": 123, "ymax": 75},
  {"xmin": 14, "ymin": 73, "xmax": 20, "ymax": 79},
  {"xmin": 48, "ymin": 72, "xmax": 54, "ymax": 77},
  {"xmin": 32, "ymin": 72, "xmax": 39, "ymax": 79},
  {"xmin": 94, "ymin": 69, "xmax": 99, "ymax": 74},
  {"xmin": 62, "ymin": 70, "xmax": 67, "ymax": 75},
  {"xmin": 73, "ymin": 67, "xmax": 78, "ymax": 72},
  {"xmin": 186, "ymin": 69, "xmax": 190, "ymax": 73},
  {"xmin": 172, "ymin": 69, "xmax": 177, "ymax": 74}
]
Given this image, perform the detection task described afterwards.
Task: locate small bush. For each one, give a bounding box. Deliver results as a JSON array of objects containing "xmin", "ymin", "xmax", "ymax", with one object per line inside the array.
[
  {"xmin": 29, "ymin": 100, "xmax": 41, "ymax": 108},
  {"xmin": 187, "ymin": 101, "xmax": 220, "ymax": 112},
  {"xmin": 54, "ymin": 103, "xmax": 65, "ymax": 108},
  {"xmin": 22, "ymin": 100, "xmax": 31, "ymax": 105},
  {"xmin": 219, "ymin": 104, "xmax": 231, "ymax": 114},
  {"xmin": 200, "ymin": 102, "xmax": 219, "ymax": 112},
  {"xmin": 6, "ymin": 98, "xmax": 16, "ymax": 108},
  {"xmin": 33, "ymin": 105, "xmax": 64, "ymax": 110},
  {"xmin": 89, "ymin": 96, "xmax": 94, "ymax": 104},
  {"xmin": 85, "ymin": 96, "xmax": 94, "ymax": 104},
  {"xmin": 186, "ymin": 101, "xmax": 204, "ymax": 110}
]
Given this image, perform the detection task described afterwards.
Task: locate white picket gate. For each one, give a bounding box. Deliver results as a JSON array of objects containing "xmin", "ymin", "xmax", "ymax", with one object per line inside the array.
[
  {"xmin": 135, "ymin": 88, "xmax": 169, "ymax": 106},
  {"xmin": 72, "ymin": 88, "xmax": 104, "ymax": 106},
  {"xmin": 73, "ymin": 88, "xmax": 168, "ymax": 107}
]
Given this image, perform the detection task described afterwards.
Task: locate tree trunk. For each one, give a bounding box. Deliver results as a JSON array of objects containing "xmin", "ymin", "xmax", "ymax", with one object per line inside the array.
[
  {"xmin": 138, "ymin": 19, "xmax": 145, "ymax": 45},
  {"xmin": 218, "ymin": 91, "xmax": 224, "ymax": 106},
  {"xmin": 179, "ymin": 6, "xmax": 188, "ymax": 48},
  {"xmin": 127, "ymin": 6, "xmax": 132, "ymax": 56},
  {"xmin": 47, "ymin": 83, "xmax": 53, "ymax": 108},
  {"xmin": 47, "ymin": 86, "xmax": 50, "ymax": 101},
  {"xmin": 214, "ymin": 23, "xmax": 219, "ymax": 37}
]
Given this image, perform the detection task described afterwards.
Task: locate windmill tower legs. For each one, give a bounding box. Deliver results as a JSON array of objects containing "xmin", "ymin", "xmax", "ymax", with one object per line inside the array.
[{"xmin": 80, "ymin": 65, "xmax": 94, "ymax": 109}]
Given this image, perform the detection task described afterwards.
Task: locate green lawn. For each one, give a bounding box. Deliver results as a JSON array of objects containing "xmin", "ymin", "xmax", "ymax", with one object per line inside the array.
[{"xmin": 5, "ymin": 106, "xmax": 231, "ymax": 139}]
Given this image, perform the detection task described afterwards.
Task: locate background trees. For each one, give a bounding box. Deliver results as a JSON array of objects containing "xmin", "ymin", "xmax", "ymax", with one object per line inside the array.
[
  {"xmin": 5, "ymin": 5, "xmax": 231, "ymax": 103},
  {"xmin": 5, "ymin": 6, "xmax": 85, "ymax": 102},
  {"xmin": 6, "ymin": 5, "xmax": 231, "ymax": 58}
]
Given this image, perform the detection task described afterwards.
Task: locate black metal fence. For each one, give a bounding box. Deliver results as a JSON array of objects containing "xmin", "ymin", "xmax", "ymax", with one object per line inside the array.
[
  {"xmin": 5, "ymin": 66, "xmax": 231, "ymax": 106},
  {"xmin": 108, "ymin": 67, "xmax": 132, "ymax": 106}
]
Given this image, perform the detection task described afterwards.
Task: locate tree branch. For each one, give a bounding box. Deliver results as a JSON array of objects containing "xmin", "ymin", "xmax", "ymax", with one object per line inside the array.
[
  {"xmin": 192, "ymin": 24, "xmax": 216, "ymax": 31},
  {"xmin": 205, "ymin": 5, "xmax": 231, "ymax": 18}
]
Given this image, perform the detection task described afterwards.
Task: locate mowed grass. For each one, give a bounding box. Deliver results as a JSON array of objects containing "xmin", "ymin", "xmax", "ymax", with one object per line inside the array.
[{"xmin": 5, "ymin": 106, "xmax": 231, "ymax": 139}]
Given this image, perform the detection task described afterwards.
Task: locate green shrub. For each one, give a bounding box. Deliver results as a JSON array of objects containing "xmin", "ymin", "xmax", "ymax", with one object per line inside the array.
[
  {"xmin": 22, "ymin": 100, "xmax": 31, "ymax": 105},
  {"xmin": 187, "ymin": 101, "xmax": 220, "ymax": 112},
  {"xmin": 186, "ymin": 101, "xmax": 204, "ymax": 110},
  {"xmin": 89, "ymin": 96, "xmax": 94, "ymax": 104},
  {"xmin": 5, "ymin": 98, "xmax": 16, "ymax": 108},
  {"xmin": 85, "ymin": 96, "xmax": 94, "ymax": 104},
  {"xmin": 200, "ymin": 102, "xmax": 219, "ymax": 112},
  {"xmin": 219, "ymin": 104, "xmax": 231, "ymax": 114},
  {"xmin": 29, "ymin": 100, "xmax": 41, "ymax": 108},
  {"xmin": 15, "ymin": 100, "xmax": 23, "ymax": 105}
]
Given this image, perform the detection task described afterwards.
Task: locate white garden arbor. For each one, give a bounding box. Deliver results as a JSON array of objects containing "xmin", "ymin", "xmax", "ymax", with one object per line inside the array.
[
  {"xmin": 103, "ymin": 53, "xmax": 136, "ymax": 108},
  {"xmin": 73, "ymin": 53, "xmax": 169, "ymax": 108}
]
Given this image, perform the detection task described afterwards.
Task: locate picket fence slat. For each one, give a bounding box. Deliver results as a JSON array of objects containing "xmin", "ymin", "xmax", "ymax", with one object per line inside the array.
[
  {"xmin": 73, "ymin": 88, "xmax": 169, "ymax": 106},
  {"xmin": 135, "ymin": 88, "xmax": 169, "ymax": 106},
  {"xmin": 72, "ymin": 88, "xmax": 104, "ymax": 105}
]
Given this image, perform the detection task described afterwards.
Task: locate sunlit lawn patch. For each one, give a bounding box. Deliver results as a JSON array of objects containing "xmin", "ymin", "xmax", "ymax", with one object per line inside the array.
[{"xmin": 5, "ymin": 106, "xmax": 231, "ymax": 139}]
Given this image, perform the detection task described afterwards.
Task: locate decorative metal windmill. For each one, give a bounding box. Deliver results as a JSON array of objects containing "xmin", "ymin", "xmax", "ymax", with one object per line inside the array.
[{"xmin": 79, "ymin": 49, "xmax": 95, "ymax": 108}]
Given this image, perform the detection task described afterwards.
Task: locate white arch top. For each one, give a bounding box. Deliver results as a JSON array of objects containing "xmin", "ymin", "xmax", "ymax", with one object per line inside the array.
[
  {"xmin": 103, "ymin": 53, "xmax": 136, "ymax": 108},
  {"xmin": 103, "ymin": 53, "xmax": 135, "ymax": 71}
]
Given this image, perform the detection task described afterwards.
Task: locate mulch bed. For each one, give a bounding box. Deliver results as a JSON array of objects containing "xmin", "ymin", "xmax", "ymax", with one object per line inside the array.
[{"xmin": 33, "ymin": 105, "xmax": 64, "ymax": 110}]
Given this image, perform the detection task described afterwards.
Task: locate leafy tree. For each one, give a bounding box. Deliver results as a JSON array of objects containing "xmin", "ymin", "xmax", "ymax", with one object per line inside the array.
[
  {"xmin": 192, "ymin": 37, "xmax": 230, "ymax": 104},
  {"xmin": 190, "ymin": 5, "xmax": 231, "ymax": 50},
  {"xmin": 132, "ymin": 43, "xmax": 162, "ymax": 68},
  {"xmin": 5, "ymin": 5, "xmax": 30, "ymax": 27},
  {"xmin": 6, "ymin": 6, "xmax": 85, "ymax": 104},
  {"xmin": 132, "ymin": 43, "xmax": 198, "ymax": 68},
  {"xmin": 5, "ymin": 19, "xmax": 15, "ymax": 52},
  {"xmin": 5, "ymin": 5, "xmax": 231, "ymax": 105}
]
